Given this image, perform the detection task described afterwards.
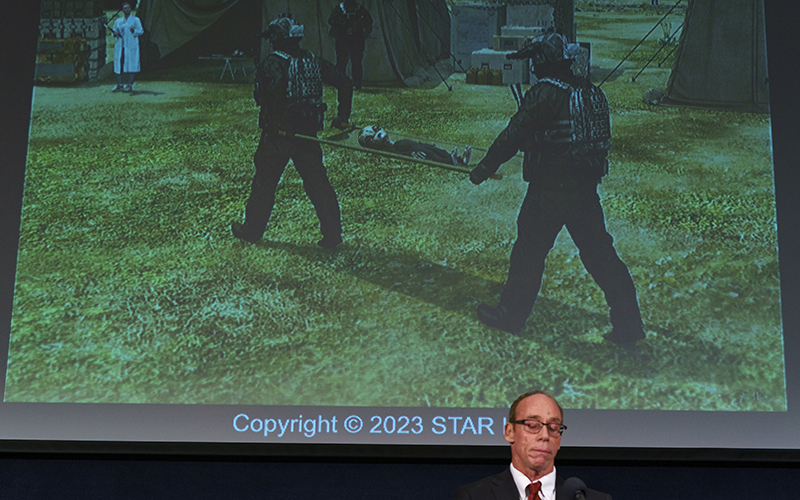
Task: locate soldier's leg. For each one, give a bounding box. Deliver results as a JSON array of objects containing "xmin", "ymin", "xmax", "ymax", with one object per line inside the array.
[
  {"xmin": 566, "ymin": 187, "xmax": 644, "ymax": 343},
  {"xmin": 236, "ymin": 132, "xmax": 291, "ymax": 241},
  {"xmin": 479, "ymin": 187, "xmax": 562, "ymax": 333},
  {"xmin": 350, "ymin": 38, "xmax": 366, "ymax": 88},
  {"xmin": 291, "ymin": 140, "xmax": 343, "ymax": 246},
  {"xmin": 503, "ymin": 189, "xmax": 565, "ymax": 317},
  {"xmin": 334, "ymin": 39, "xmax": 350, "ymax": 77}
]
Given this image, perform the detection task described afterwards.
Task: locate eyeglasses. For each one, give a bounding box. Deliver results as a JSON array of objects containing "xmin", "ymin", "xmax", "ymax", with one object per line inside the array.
[{"xmin": 510, "ymin": 419, "xmax": 567, "ymax": 436}]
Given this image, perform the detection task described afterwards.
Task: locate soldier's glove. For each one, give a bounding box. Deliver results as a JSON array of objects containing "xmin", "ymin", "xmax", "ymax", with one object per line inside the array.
[
  {"xmin": 332, "ymin": 116, "xmax": 349, "ymax": 130},
  {"xmin": 469, "ymin": 162, "xmax": 493, "ymax": 185}
]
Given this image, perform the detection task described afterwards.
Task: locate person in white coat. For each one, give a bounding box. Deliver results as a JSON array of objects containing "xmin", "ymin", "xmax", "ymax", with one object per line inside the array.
[{"xmin": 112, "ymin": 2, "xmax": 144, "ymax": 92}]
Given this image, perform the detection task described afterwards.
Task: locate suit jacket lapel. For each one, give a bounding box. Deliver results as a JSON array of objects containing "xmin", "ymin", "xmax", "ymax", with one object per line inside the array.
[
  {"xmin": 555, "ymin": 475, "xmax": 565, "ymax": 500},
  {"xmin": 492, "ymin": 468, "xmax": 521, "ymax": 500}
]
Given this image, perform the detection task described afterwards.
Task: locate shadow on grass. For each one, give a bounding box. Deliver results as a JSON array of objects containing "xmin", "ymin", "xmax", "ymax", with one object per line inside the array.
[
  {"xmin": 256, "ymin": 238, "xmax": 498, "ymax": 315},
  {"xmin": 253, "ymin": 239, "xmax": 671, "ymax": 355},
  {"xmin": 128, "ymin": 90, "xmax": 168, "ymax": 97},
  {"xmin": 233, "ymin": 238, "xmax": 757, "ymax": 384}
]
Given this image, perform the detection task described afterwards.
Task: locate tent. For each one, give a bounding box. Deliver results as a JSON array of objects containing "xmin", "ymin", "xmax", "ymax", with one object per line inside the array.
[
  {"xmin": 661, "ymin": 0, "xmax": 769, "ymax": 113},
  {"xmin": 135, "ymin": 0, "xmax": 451, "ymax": 85},
  {"xmin": 134, "ymin": 0, "xmax": 262, "ymax": 69}
]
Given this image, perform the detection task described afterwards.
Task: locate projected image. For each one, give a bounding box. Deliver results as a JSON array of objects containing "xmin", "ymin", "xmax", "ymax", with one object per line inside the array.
[{"xmin": 4, "ymin": 0, "xmax": 784, "ymax": 413}]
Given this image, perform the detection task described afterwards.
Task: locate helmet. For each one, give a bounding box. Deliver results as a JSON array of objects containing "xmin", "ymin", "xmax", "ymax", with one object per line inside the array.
[
  {"xmin": 526, "ymin": 32, "xmax": 580, "ymax": 66},
  {"xmin": 262, "ymin": 14, "xmax": 304, "ymax": 46}
]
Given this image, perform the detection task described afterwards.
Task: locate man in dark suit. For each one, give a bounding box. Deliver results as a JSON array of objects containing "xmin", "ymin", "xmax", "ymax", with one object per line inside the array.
[{"xmin": 453, "ymin": 390, "xmax": 611, "ymax": 500}]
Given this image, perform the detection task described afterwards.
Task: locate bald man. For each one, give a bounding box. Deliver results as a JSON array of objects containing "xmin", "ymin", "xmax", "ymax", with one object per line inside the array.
[{"xmin": 453, "ymin": 391, "xmax": 611, "ymax": 500}]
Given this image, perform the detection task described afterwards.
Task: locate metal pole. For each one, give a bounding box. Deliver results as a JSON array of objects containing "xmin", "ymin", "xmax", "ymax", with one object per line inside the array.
[
  {"xmin": 280, "ymin": 131, "xmax": 502, "ymax": 180},
  {"xmin": 598, "ymin": 0, "xmax": 683, "ymax": 87}
]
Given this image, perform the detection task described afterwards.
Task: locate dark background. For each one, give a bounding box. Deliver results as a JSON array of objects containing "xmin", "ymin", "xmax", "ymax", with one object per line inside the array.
[
  {"xmin": 2, "ymin": 1, "xmax": 799, "ymax": 498},
  {"xmin": 0, "ymin": 451, "xmax": 798, "ymax": 499}
]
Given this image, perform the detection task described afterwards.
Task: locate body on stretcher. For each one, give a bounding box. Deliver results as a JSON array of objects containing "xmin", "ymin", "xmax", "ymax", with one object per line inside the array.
[{"xmin": 280, "ymin": 126, "xmax": 524, "ymax": 180}]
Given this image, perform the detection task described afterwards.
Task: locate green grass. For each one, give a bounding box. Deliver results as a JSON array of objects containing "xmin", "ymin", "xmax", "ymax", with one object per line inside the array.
[{"xmin": 4, "ymin": 11, "xmax": 784, "ymax": 411}]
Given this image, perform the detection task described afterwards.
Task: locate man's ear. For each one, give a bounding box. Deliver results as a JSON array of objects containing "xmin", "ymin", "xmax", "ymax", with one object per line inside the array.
[{"xmin": 503, "ymin": 421, "xmax": 515, "ymax": 444}]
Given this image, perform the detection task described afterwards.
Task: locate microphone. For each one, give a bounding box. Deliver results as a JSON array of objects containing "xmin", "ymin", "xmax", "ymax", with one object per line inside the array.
[{"xmin": 563, "ymin": 477, "xmax": 587, "ymax": 500}]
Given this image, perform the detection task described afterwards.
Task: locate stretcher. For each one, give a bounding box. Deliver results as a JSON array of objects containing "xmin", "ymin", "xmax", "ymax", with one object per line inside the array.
[{"xmin": 281, "ymin": 125, "xmax": 525, "ymax": 180}]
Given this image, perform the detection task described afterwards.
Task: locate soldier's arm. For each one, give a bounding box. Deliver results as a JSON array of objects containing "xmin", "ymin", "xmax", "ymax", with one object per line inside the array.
[
  {"xmin": 328, "ymin": 7, "xmax": 341, "ymax": 27},
  {"xmin": 470, "ymin": 85, "xmax": 560, "ymax": 183},
  {"xmin": 361, "ymin": 7, "xmax": 373, "ymax": 36}
]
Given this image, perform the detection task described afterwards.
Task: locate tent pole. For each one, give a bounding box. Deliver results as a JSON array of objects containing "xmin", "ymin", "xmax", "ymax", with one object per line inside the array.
[
  {"xmin": 384, "ymin": 0, "xmax": 452, "ymax": 90},
  {"xmin": 657, "ymin": 43, "xmax": 680, "ymax": 68},
  {"xmin": 416, "ymin": 0, "xmax": 469, "ymax": 73},
  {"xmin": 598, "ymin": 0, "xmax": 683, "ymax": 87},
  {"xmin": 631, "ymin": 22, "xmax": 683, "ymax": 82}
]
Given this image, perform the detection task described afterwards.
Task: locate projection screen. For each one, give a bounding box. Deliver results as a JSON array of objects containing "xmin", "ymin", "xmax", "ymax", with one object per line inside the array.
[{"xmin": 1, "ymin": 0, "xmax": 798, "ymax": 459}]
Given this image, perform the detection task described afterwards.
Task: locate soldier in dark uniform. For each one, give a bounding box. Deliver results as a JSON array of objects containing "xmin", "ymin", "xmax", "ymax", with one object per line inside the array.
[
  {"xmin": 468, "ymin": 33, "xmax": 645, "ymax": 346},
  {"xmin": 328, "ymin": 0, "xmax": 373, "ymax": 89},
  {"xmin": 231, "ymin": 14, "xmax": 353, "ymax": 249}
]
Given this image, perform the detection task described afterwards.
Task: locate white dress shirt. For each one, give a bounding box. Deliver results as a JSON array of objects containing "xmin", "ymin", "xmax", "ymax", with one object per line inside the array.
[{"xmin": 509, "ymin": 463, "xmax": 557, "ymax": 500}]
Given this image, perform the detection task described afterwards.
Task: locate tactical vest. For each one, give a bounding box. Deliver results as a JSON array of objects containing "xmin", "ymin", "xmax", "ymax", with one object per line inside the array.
[
  {"xmin": 524, "ymin": 78, "xmax": 612, "ymax": 183},
  {"xmin": 268, "ymin": 51, "xmax": 327, "ymax": 133}
]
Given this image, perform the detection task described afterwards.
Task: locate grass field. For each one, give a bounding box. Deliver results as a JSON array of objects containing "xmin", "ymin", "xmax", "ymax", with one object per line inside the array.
[{"xmin": 4, "ymin": 8, "xmax": 784, "ymax": 411}]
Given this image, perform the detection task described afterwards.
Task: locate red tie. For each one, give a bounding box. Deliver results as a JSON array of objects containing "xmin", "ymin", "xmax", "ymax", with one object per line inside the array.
[{"xmin": 527, "ymin": 481, "xmax": 541, "ymax": 500}]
